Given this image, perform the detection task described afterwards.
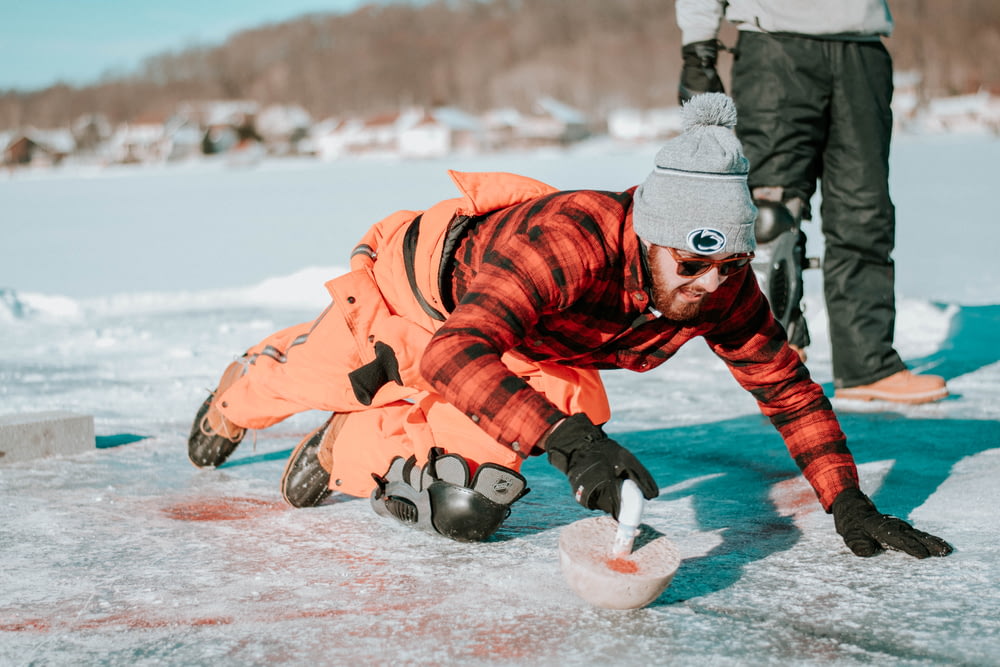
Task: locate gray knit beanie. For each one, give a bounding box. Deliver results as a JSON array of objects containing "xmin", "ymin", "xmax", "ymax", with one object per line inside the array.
[{"xmin": 633, "ymin": 93, "xmax": 757, "ymax": 255}]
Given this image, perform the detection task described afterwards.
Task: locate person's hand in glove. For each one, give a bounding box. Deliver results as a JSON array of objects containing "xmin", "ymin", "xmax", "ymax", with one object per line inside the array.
[
  {"xmin": 679, "ymin": 39, "xmax": 726, "ymax": 104},
  {"xmin": 544, "ymin": 413, "xmax": 658, "ymax": 518},
  {"xmin": 831, "ymin": 488, "xmax": 953, "ymax": 559}
]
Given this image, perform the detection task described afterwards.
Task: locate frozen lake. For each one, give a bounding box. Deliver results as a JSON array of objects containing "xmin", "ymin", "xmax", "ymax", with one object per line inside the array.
[{"xmin": 2, "ymin": 135, "xmax": 999, "ymax": 665}]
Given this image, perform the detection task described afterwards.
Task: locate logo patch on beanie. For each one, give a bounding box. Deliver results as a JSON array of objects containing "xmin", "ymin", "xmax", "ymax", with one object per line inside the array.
[{"xmin": 687, "ymin": 228, "xmax": 726, "ymax": 254}]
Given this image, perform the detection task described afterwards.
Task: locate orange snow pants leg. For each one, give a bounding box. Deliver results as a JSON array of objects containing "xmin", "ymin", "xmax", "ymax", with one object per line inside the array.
[
  {"xmin": 217, "ymin": 270, "xmax": 425, "ymax": 431},
  {"xmin": 215, "ymin": 296, "xmax": 610, "ymax": 498},
  {"xmin": 322, "ymin": 357, "xmax": 610, "ymax": 498}
]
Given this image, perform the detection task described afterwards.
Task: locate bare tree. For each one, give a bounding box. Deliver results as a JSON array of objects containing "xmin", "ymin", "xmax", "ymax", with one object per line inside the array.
[{"xmin": 0, "ymin": 0, "xmax": 997, "ymax": 131}]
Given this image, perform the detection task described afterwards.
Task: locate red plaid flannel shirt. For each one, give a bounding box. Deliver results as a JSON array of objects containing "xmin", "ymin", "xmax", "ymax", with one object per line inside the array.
[{"xmin": 419, "ymin": 188, "xmax": 857, "ymax": 509}]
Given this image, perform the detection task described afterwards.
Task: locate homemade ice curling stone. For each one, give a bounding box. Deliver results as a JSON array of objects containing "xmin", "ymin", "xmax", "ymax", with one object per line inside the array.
[{"xmin": 559, "ymin": 479, "xmax": 680, "ymax": 609}]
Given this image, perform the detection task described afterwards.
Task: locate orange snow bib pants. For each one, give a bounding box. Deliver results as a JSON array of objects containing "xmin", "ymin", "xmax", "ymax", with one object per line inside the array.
[{"xmin": 218, "ymin": 171, "xmax": 611, "ymax": 497}]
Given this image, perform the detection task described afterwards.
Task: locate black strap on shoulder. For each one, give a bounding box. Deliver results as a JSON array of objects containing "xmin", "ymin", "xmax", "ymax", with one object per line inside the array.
[
  {"xmin": 437, "ymin": 214, "xmax": 480, "ymax": 312},
  {"xmin": 402, "ymin": 214, "xmax": 447, "ymax": 322}
]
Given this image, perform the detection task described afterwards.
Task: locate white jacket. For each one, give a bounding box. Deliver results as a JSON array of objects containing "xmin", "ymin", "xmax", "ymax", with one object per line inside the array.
[{"xmin": 675, "ymin": 0, "xmax": 893, "ymax": 45}]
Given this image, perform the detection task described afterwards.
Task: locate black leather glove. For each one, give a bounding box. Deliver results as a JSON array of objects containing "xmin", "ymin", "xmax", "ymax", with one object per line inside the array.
[
  {"xmin": 831, "ymin": 488, "xmax": 953, "ymax": 559},
  {"xmin": 545, "ymin": 414, "xmax": 658, "ymax": 518},
  {"xmin": 679, "ymin": 40, "xmax": 725, "ymax": 104}
]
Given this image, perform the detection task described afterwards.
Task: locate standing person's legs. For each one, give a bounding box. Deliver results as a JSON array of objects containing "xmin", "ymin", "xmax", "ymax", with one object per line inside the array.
[
  {"xmin": 820, "ymin": 40, "xmax": 906, "ymax": 389},
  {"xmin": 731, "ymin": 33, "xmax": 826, "ymax": 206},
  {"xmin": 730, "ymin": 32, "xmax": 827, "ymax": 351}
]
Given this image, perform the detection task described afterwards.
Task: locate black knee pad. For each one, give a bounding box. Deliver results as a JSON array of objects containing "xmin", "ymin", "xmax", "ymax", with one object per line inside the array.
[
  {"xmin": 370, "ymin": 448, "xmax": 530, "ymax": 542},
  {"xmin": 752, "ymin": 200, "xmax": 811, "ymax": 348},
  {"xmin": 754, "ymin": 199, "xmax": 796, "ymax": 243}
]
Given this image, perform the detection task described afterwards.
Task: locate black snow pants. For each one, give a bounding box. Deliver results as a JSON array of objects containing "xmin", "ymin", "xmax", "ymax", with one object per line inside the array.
[{"xmin": 730, "ymin": 31, "xmax": 906, "ymax": 389}]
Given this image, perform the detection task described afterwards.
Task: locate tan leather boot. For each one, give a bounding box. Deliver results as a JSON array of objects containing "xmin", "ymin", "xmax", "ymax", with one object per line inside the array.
[{"xmin": 835, "ymin": 370, "xmax": 948, "ymax": 405}]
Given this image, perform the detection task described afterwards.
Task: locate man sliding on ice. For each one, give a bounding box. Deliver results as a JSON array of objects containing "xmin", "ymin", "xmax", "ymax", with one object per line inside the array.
[{"xmin": 187, "ymin": 94, "xmax": 951, "ymax": 558}]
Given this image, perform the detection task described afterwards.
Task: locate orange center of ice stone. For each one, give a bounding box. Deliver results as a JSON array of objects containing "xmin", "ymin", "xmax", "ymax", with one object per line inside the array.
[{"xmin": 606, "ymin": 557, "xmax": 639, "ymax": 574}]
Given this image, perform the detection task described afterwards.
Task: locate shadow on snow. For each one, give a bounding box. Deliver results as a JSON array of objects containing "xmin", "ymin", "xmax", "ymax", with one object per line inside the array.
[{"xmin": 619, "ymin": 303, "xmax": 1000, "ymax": 604}]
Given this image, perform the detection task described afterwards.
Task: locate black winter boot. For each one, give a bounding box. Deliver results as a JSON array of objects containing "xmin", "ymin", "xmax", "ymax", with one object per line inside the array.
[
  {"xmin": 280, "ymin": 413, "xmax": 346, "ymax": 508},
  {"xmin": 187, "ymin": 360, "xmax": 247, "ymax": 468}
]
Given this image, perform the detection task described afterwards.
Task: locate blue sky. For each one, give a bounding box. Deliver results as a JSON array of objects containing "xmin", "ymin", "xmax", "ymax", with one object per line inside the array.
[{"xmin": 0, "ymin": 0, "xmax": 386, "ymax": 92}]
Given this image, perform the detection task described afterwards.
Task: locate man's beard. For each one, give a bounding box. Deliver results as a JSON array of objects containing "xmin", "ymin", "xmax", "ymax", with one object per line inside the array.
[{"xmin": 650, "ymin": 284, "xmax": 704, "ymax": 321}]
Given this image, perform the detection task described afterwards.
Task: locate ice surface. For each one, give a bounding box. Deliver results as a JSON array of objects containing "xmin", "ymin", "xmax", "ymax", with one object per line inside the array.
[{"xmin": 1, "ymin": 137, "xmax": 999, "ymax": 665}]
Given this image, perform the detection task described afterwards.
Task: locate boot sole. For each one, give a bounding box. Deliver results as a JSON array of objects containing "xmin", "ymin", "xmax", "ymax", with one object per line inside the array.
[{"xmin": 834, "ymin": 387, "xmax": 949, "ymax": 405}]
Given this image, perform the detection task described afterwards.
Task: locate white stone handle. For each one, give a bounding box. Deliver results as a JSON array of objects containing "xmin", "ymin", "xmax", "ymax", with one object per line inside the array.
[{"xmin": 611, "ymin": 479, "xmax": 644, "ymax": 557}]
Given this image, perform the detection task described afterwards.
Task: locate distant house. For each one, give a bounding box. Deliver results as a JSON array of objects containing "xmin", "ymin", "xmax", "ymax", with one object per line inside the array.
[
  {"xmin": 352, "ymin": 111, "xmax": 399, "ymax": 154},
  {"xmin": 71, "ymin": 114, "xmax": 113, "ymax": 157},
  {"xmin": 513, "ymin": 97, "xmax": 590, "ymax": 147},
  {"xmin": 108, "ymin": 116, "xmax": 169, "ymax": 164},
  {"xmin": 480, "ymin": 108, "xmax": 522, "ymax": 151},
  {"xmin": 172, "ymin": 100, "xmax": 261, "ymax": 155},
  {"xmin": 348, "ymin": 108, "xmax": 424, "ymax": 155},
  {"xmin": 2, "ymin": 129, "xmax": 75, "ymax": 167},
  {"xmin": 256, "ymin": 105, "xmax": 313, "ymax": 155},
  {"xmin": 398, "ymin": 111, "xmax": 450, "ymax": 158},
  {"xmin": 398, "ymin": 107, "xmax": 483, "ymax": 158},
  {"xmin": 432, "ymin": 107, "xmax": 483, "ymax": 154},
  {"xmin": 918, "ymin": 91, "xmax": 1000, "ymax": 134},
  {"xmin": 4, "ymin": 136, "xmax": 42, "ymax": 166},
  {"xmin": 308, "ymin": 118, "xmax": 358, "ymax": 160},
  {"xmin": 175, "ymin": 100, "xmax": 259, "ymax": 130},
  {"xmin": 483, "ymin": 98, "xmax": 589, "ymax": 149},
  {"xmin": 164, "ymin": 116, "xmax": 203, "ymax": 161},
  {"xmin": 607, "ymin": 107, "xmax": 684, "ymax": 142}
]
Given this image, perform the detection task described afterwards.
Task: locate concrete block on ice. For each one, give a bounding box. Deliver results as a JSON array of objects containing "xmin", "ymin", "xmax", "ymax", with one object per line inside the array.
[{"xmin": 0, "ymin": 411, "xmax": 95, "ymax": 464}]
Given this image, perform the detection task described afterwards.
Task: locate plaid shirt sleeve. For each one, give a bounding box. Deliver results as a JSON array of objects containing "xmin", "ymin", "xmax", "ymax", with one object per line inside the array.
[
  {"xmin": 420, "ymin": 192, "xmax": 619, "ymax": 456},
  {"xmin": 705, "ymin": 271, "xmax": 859, "ymax": 510}
]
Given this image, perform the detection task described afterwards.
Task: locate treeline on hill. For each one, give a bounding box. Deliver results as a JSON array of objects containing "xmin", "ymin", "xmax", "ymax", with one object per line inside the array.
[{"xmin": 1, "ymin": 0, "xmax": 998, "ymax": 131}]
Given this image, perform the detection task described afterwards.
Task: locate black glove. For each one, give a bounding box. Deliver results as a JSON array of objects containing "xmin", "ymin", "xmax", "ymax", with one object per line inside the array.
[
  {"xmin": 831, "ymin": 488, "xmax": 953, "ymax": 559},
  {"xmin": 545, "ymin": 414, "xmax": 658, "ymax": 518},
  {"xmin": 679, "ymin": 40, "xmax": 725, "ymax": 104},
  {"xmin": 348, "ymin": 341, "xmax": 402, "ymax": 406}
]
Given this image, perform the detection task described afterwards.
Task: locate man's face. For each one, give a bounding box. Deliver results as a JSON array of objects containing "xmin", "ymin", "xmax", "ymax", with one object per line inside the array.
[{"xmin": 645, "ymin": 243, "xmax": 747, "ymax": 321}]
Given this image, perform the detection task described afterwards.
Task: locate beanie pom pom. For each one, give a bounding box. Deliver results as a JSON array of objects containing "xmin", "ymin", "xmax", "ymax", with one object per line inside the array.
[{"xmin": 681, "ymin": 93, "xmax": 738, "ymax": 131}]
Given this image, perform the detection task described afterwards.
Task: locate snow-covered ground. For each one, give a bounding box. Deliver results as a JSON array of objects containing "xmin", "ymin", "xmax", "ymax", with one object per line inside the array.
[{"xmin": 1, "ymin": 135, "xmax": 999, "ymax": 665}]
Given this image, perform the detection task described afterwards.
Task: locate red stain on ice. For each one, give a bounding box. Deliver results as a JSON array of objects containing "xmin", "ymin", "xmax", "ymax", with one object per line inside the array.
[
  {"xmin": 0, "ymin": 614, "xmax": 235, "ymax": 632},
  {"xmin": 0, "ymin": 618, "xmax": 51, "ymax": 632},
  {"xmin": 161, "ymin": 497, "xmax": 286, "ymax": 521},
  {"xmin": 0, "ymin": 609, "xmax": 365, "ymax": 633}
]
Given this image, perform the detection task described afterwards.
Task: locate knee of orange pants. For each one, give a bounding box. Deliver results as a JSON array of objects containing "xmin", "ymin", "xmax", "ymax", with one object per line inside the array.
[
  {"xmin": 510, "ymin": 357, "xmax": 611, "ymax": 428},
  {"xmin": 216, "ymin": 294, "xmax": 421, "ymax": 430},
  {"xmin": 324, "ymin": 396, "xmax": 519, "ymax": 498},
  {"xmin": 324, "ymin": 364, "xmax": 610, "ymax": 499}
]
